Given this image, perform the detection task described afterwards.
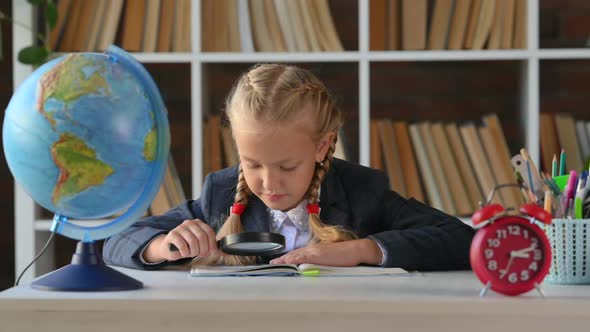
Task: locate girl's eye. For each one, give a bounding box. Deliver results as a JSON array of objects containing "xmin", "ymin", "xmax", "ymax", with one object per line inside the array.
[
  {"xmin": 280, "ymin": 166, "xmax": 297, "ymax": 172},
  {"xmin": 246, "ymin": 164, "xmax": 261, "ymax": 169}
]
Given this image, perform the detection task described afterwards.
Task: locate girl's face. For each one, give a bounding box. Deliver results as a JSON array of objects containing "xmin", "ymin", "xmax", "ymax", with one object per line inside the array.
[{"xmin": 232, "ymin": 114, "xmax": 333, "ymax": 212}]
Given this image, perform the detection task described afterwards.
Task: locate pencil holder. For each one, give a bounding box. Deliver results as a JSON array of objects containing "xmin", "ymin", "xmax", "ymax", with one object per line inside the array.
[{"xmin": 543, "ymin": 218, "xmax": 590, "ymax": 284}]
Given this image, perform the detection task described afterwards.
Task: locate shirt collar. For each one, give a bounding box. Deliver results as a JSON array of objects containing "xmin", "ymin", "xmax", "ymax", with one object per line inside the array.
[{"xmin": 269, "ymin": 199, "xmax": 309, "ymax": 232}]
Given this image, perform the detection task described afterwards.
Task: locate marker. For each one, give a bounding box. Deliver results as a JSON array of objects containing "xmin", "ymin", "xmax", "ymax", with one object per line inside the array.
[
  {"xmin": 566, "ymin": 170, "xmax": 578, "ymax": 203},
  {"xmin": 301, "ymin": 269, "xmax": 320, "ymax": 277}
]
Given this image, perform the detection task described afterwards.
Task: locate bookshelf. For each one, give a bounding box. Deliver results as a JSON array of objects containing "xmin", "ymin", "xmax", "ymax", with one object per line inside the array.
[{"xmin": 10, "ymin": 0, "xmax": 590, "ymax": 282}]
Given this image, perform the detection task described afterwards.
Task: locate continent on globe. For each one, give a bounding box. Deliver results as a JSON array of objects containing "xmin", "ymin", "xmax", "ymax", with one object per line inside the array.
[
  {"xmin": 51, "ymin": 133, "xmax": 114, "ymax": 204},
  {"xmin": 36, "ymin": 54, "xmax": 110, "ymax": 127},
  {"xmin": 144, "ymin": 128, "xmax": 157, "ymax": 162}
]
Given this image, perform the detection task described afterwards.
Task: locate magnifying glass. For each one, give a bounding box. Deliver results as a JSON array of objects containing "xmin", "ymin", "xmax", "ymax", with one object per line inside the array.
[{"xmin": 168, "ymin": 232, "xmax": 286, "ymax": 256}]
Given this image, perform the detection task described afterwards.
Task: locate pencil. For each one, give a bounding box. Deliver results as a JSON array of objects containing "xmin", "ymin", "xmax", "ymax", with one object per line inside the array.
[
  {"xmin": 552, "ymin": 154, "xmax": 558, "ymax": 178},
  {"xmin": 560, "ymin": 148, "xmax": 566, "ymax": 176},
  {"xmin": 544, "ymin": 190, "xmax": 552, "ymax": 214}
]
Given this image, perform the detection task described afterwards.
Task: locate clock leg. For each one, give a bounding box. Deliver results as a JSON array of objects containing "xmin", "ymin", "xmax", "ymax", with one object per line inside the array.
[
  {"xmin": 534, "ymin": 283, "xmax": 546, "ymax": 299},
  {"xmin": 479, "ymin": 282, "xmax": 492, "ymax": 297}
]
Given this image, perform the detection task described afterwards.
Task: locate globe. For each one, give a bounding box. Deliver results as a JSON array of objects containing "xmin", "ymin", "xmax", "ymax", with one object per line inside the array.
[{"xmin": 3, "ymin": 46, "xmax": 169, "ymax": 291}]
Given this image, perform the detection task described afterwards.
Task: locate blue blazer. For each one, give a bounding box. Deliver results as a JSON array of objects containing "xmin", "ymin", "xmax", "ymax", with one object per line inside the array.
[{"xmin": 103, "ymin": 159, "xmax": 475, "ymax": 271}]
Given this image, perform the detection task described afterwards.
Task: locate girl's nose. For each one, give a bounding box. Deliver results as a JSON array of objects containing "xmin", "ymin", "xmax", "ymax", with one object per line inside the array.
[{"xmin": 261, "ymin": 169, "xmax": 280, "ymax": 192}]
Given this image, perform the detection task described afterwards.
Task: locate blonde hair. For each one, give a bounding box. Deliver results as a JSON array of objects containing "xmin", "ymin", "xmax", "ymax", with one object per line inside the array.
[{"xmin": 192, "ymin": 64, "xmax": 356, "ymax": 267}]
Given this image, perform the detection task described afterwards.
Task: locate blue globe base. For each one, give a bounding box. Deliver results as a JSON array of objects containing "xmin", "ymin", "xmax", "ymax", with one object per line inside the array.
[{"xmin": 31, "ymin": 241, "xmax": 143, "ymax": 291}]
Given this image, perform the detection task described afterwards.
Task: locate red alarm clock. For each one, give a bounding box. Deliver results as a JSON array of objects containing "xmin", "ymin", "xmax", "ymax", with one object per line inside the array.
[{"xmin": 470, "ymin": 184, "xmax": 553, "ymax": 297}]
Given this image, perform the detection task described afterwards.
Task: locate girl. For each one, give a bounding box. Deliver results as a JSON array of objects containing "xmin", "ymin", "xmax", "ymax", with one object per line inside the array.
[{"xmin": 103, "ymin": 64, "xmax": 474, "ymax": 271}]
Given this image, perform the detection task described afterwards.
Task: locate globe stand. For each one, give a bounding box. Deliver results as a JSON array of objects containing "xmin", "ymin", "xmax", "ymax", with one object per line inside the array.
[{"xmin": 31, "ymin": 241, "xmax": 143, "ymax": 291}]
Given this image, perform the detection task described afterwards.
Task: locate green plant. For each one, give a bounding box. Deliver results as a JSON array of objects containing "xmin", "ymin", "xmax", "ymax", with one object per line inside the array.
[{"xmin": 0, "ymin": 0, "xmax": 57, "ymax": 66}]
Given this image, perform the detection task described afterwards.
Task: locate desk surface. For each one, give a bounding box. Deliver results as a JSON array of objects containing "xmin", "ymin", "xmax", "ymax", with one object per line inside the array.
[{"xmin": 2, "ymin": 267, "xmax": 590, "ymax": 332}]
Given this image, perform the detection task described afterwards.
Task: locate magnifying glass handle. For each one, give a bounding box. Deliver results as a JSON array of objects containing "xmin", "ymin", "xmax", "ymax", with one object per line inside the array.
[{"xmin": 169, "ymin": 243, "xmax": 179, "ymax": 252}]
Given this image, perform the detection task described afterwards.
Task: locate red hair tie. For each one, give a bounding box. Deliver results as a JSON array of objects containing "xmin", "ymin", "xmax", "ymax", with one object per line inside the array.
[
  {"xmin": 231, "ymin": 203, "xmax": 247, "ymax": 215},
  {"xmin": 307, "ymin": 203, "xmax": 320, "ymax": 214}
]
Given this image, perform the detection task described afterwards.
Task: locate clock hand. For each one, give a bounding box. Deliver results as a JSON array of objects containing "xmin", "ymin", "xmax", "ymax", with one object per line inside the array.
[
  {"xmin": 510, "ymin": 251, "xmax": 530, "ymax": 259},
  {"xmin": 511, "ymin": 243, "xmax": 538, "ymax": 257},
  {"xmin": 499, "ymin": 255, "xmax": 515, "ymax": 279}
]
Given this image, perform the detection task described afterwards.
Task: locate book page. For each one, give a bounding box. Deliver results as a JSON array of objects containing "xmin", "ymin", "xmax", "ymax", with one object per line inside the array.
[
  {"xmin": 297, "ymin": 264, "xmax": 408, "ymax": 276},
  {"xmin": 190, "ymin": 264, "xmax": 298, "ymax": 277}
]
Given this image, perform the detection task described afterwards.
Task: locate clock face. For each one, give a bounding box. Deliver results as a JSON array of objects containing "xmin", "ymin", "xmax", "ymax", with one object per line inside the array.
[{"xmin": 470, "ymin": 216, "xmax": 552, "ymax": 296}]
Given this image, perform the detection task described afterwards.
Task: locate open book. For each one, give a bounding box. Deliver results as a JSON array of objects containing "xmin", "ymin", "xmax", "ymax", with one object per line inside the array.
[{"xmin": 190, "ymin": 264, "xmax": 408, "ymax": 277}]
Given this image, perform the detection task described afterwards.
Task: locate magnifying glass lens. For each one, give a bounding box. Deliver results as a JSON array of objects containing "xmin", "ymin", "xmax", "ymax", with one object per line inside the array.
[{"xmin": 218, "ymin": 232, "xmax": 285, "ymax": 256}]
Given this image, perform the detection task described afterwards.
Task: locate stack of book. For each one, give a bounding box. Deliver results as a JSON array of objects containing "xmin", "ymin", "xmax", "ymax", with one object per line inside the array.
[
  {"xmin": 202, "ymin": 0, "xmax": 343, "ymax": 52},
  {"xmin": 371, "ymin": 113, "xmax": 523, "ymax": 216},
  {"xmin": 371, "ymin": 0, "xmax": 527, "ymax": 50},
  {"xmin": 540, "ymin": 113, "xmax": 590, "ymax": 176},
  {"xmin": 49, "ymin": 0, "xmax": 191, "ymax": 52}
]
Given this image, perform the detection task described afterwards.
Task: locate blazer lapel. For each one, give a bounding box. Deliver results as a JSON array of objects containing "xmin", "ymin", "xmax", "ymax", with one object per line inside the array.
[{"xmin": 319, "ymin": 163, "xmax": 350, "ymax": 228}]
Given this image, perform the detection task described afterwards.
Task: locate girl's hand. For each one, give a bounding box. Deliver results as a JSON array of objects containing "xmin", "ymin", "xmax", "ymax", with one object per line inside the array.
[
  {"xmin": 143, "ymin": 219, "xmax": 223, "ymax": 263},
  {"xmin": 269, "ymin": 239, "xmax": 383, "ymax": 266}
]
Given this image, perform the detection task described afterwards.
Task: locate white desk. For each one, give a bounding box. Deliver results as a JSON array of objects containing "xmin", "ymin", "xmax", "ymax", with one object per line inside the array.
[{"xmin": 1, "ymin": 267, "xmax": 590, "ymax": 332}]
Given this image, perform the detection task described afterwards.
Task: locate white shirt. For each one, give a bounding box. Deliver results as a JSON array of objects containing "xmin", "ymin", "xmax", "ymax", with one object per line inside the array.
[{"xmin": 268, "ymin": 199, "xmax": 311, "ymax": 251}]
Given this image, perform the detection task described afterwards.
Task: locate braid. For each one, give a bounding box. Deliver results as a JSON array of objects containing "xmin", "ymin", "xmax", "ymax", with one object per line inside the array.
[
  {"xmin": 234, "ymin": 164, "xmax": 251, "ymax": 204},
  {"xmin": 307, "ymin": 139, "xmax": 357, "ymax": 243},
  {"xmin": 190, "ymin": 164, "xmax": 257, "ymax": 267}
]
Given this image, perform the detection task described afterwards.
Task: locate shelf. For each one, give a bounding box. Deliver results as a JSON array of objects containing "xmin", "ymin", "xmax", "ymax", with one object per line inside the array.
[
  {"xmin": 199, "ymin": 51, "xmax": 361, "ymax": 63},
  {"xmin": 132, "ymin": 52, "xmax": 193, "ymax": 63},
  {"xmin": 53, "ymin": 49, "xmax": 590, "ymax": 65},
  {"xmin": 537, "ymin": 49, "xmax": 590, "ymax": 60}
]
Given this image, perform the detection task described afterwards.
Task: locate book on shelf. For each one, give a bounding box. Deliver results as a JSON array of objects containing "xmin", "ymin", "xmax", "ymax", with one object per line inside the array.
[
  {"xmin": 539, "ymin": 112, "xmax": 560, "ymax": 173},
  {"xmin": 149, "ymin": 156, "xmax": 186, "ymax": 215},
  {"xmin": 444, "ymin": 122, "xmax": 483, "ymax": 211},
  {"xmin": 370, "ymin": 0, "xmax": 388, "ymax": 50},
  {"xmin": 420, "ymin": 122, "xmax": 456, "ymax": 215},
  {"xmin": 142, "ymin": 0, "xmax": 161, "ymax": 53},
  {"xmin": 430, "ymin": 122, "xmax": 471, "ymax": 215},
  {"xmin": 539, "ymin": 112, "xmax": 590, "ymax": 174},
  {"xmin": 190, "ymin": 264, "xmax": 408, "ymax": 277},
  {"xmin": 387, "ymin": 0, "xmax": 400, "ymax": 50},
  {"xmin": 157, "ymin": 0, "xmax": 176, "ymax": 52},
  {"xmin": 447, "ymin": 0, "xmax": 472, "ymax": 50},
  {"xmin": 401, "ymin": 0, "xmax": 427, "ymax": 50},
  {"xmin": 554, "ymin": 113, "xmax": 584, "ymax": 172},
  {"xmin": 393, "ymin": 121, "xmax": 425, "ymax": 203},
  {"xmin": 378, "ymin": 119, "xmax": 407, "ymax": 197},
  {"xmin": 121, "ymin": 0, "xmax": 146, "ymax": 52},
  {"xmin": 460, "ymin": 123, "xmax": 502, "ymax": 205},
  {"xmin": 409, "ymin": 123, "xmax": 444, "ymax": 212},
  {"xmin": 481, "ymin": 114, "xmax": 523, "ymax": 205},
  {"xmin": 370, "ymin": 120, "xmax": 384, "ymax": 171},
  {"xmin": 427, "ymin": 0, "xmax": 454, "ymax": 50}
]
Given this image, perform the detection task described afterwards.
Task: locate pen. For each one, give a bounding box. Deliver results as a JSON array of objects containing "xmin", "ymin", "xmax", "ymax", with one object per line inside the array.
[
  {"xmin": 560, "ymin": 148, "xmax": 566, "ymax": 176},
  {"xmin": 566, "ymin": 170, "xmax": 578, "ymax": 203},
  {"xmin": 552, "ymin": 154, "xmax": 558, "ymax": 178}
]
